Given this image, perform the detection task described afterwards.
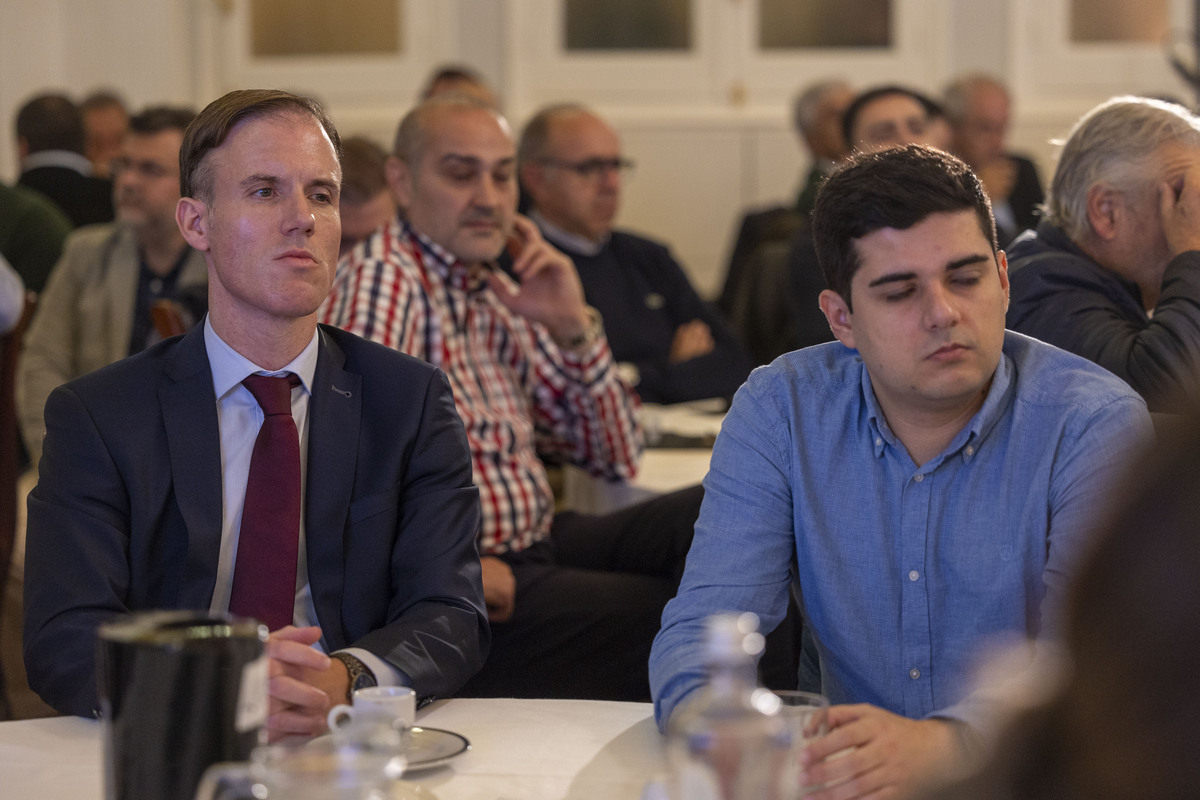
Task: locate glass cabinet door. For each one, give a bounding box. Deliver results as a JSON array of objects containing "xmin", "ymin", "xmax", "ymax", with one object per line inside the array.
[{"xmin": 198, "ymin": 0, "xmax": 456, "ymax": 108}]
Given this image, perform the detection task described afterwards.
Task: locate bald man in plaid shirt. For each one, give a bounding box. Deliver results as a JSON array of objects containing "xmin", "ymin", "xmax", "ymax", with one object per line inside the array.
[{"xmin": 322, "ymin": 94, "xmax": 702, "ymax": 700}]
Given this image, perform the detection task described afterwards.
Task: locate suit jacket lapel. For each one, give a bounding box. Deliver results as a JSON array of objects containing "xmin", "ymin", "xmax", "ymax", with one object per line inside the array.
[
  {"xmin": 306, "ymin": 327, "xmax": 362, "ymax": 648},
  {"xmin": 160, "ymin": 324, "xmax": 224, "ymax": 608}
]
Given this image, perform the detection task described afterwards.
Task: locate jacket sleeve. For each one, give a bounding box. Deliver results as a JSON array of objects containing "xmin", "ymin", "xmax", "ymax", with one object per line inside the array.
[
  {"xmin": 24, "ymin": 383, "xmax": 135, "ymax": 717},
  {"xmin": 1008, "ymin": 248, "xmax": 1200, "ymax": 412},
  {"xmin": 348, "ymin": 367, "xmax": 490, "ymax": 699}
]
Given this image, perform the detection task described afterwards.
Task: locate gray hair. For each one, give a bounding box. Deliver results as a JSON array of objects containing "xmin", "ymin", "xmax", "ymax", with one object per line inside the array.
[
  {"xmin": 1047, "ymin": 96, "xmax": 1200, "ymax": 241},
  {"xmin": 392, "ymin": 93, "xmax": 507, "ymax": 166},
  {"xmin": 792, "ymin": 79, "xmax": 852, "ymax": 137},
  {"xmin": 941, "ymin": 73, "xmax": 1008, "ymax": 125}
]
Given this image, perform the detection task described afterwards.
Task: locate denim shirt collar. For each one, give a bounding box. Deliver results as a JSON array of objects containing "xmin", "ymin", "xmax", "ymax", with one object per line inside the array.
[{"xmin": 862, "ymin": 349, "xmax": 1016, "ymax": 470}]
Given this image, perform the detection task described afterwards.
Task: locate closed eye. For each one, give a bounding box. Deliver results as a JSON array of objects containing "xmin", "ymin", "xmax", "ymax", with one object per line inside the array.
[{"xmin": 883, "ymin": 287, "xmax": 915, "ymax": 302}]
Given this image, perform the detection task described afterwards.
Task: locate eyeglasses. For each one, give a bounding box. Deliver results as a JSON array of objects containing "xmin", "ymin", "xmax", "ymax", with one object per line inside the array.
[
  {"xmin": 111, "ymin": 157, "xmax": 176, "ymax": 181},
  {"xmin": 537, "ymin": 157, "xmax": 635, "ymax": 180}
]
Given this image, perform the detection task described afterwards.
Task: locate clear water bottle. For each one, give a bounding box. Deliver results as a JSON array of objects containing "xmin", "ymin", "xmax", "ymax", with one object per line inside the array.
[{"xmin": 666, "ymin": 612, "xmax": 790, "ymax": 800}]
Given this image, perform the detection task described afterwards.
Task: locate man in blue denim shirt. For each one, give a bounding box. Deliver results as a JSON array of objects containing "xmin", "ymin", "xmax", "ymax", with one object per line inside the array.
[{"xmin": 650, "ymin": 145, "xmax": 1152, "ymax": 799}]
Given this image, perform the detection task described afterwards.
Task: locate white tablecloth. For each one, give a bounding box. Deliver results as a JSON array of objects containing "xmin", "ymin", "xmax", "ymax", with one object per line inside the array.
[
  {"xmin": 561, "ymin": 400, "xmax": 723, "ymax": 514},
  {"xmin": 0, "ymin": 698, "xmax": 666, "ymax": 800}
]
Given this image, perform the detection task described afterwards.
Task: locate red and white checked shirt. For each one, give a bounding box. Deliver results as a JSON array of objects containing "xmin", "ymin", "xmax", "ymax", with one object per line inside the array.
[{"xmin": 320, "ymin": 221, "xmax": 643, "ymax": 555}]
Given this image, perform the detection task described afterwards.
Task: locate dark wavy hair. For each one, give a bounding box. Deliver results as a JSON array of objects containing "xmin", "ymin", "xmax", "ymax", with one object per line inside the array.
[{"xmin": 811, "ymin": 144, "xmax": 996, "ymax": 309}]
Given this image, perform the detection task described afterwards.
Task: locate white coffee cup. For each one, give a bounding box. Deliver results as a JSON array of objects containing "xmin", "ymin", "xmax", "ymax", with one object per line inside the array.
[{"xmin": 327, "ymin": 685, "xmax": 416, "ymax": 732}]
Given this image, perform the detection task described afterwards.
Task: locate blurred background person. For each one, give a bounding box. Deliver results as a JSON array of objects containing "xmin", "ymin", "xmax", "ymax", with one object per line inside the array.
[
  {"xmin": 1006, "ymin": 96, "xmax": 1200, "ymax": 412},
  {"xmin": 18, "ymin": 105, "xmax": 204, "ymax": 467},
  {"xmin": 843, "ymin": 84, "xmax": 945, "ymax": 153},
  {"xmin": 944, "ymin": 74, "xmax": 1044, "ymax": 246},
  {"xmin": 79, "ymin": 89, "xmax": 129, "ymax": 180},
  {"xmin": 520, "ymin": 103, "xmax": 750, "ymax": 404},
  {"xmin": 338, "ymin": 135, "xmax": 396, "ymax": 258},
  {"xmin": 420, "ymin": 63, "xmax": 499, "ymax": 108},
  {"xmin": 718, "ymin": 79, "xmax": 854, "ymax": 323},
  {"xmin": 14, "ymin": 92, "xmax": 114, "ymax": 228},
  {"xmin": 0, "ymin": 182, "xmax": 71, "ymax": 295}
]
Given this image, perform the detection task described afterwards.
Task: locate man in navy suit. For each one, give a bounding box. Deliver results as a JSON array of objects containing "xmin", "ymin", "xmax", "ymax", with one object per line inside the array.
[{"xmin": 23, "ymin": 89, "xmax": 488, "ymax": 739}]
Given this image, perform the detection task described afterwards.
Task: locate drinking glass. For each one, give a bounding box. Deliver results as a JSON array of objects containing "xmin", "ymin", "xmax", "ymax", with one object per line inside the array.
[{"xmin": 771, "ymin": 690, "xmax": 830, "ymax": 800}]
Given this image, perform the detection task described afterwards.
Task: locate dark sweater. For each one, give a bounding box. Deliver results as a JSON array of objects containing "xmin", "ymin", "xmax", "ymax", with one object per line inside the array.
[{"xmin": 550, "ymin": 229, "xmax": 751, "ymax": 404}]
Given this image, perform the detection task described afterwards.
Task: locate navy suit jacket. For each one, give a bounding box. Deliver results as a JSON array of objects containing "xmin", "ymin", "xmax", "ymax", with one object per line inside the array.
[{"xmin": 24, "ymin": 323, "xmax": 489, "ymax": 717}]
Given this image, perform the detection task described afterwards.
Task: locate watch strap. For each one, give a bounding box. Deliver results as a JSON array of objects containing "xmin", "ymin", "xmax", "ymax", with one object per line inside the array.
[{"xmin": 331, "ymin": 652, "xmax": 377, "ymax": 702}]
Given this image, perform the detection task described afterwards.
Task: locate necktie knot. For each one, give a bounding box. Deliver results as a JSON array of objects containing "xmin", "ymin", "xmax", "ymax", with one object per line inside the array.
[{"xmin": 242, "ymin": 373, "xmax": 300, "ymax": 417}]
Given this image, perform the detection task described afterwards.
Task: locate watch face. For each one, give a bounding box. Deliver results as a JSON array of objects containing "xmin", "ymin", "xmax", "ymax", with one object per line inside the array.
[{"xmin": 353, "ymin": 672, "xmax": 377, "ymax": 691}]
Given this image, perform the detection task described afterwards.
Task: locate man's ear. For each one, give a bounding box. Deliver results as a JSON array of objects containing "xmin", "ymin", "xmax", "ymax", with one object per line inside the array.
[
  {"xmin": 175, "ymin": 197, "xmax": 210, "ymax": 252},
  {"xmin": 385, "ymin": 156, "xmax": 411, "ymax": 208},
  {"xmin": 819, "ymin": 288, "xmax": 855, "ymax": 349},
  {"xmin": 997, "ymin": 250, "xmax": 1011, "ymax": 311},
  {"xmin": 1085, "ymin": 183, "xmax": 1121, "ymax": 241}
]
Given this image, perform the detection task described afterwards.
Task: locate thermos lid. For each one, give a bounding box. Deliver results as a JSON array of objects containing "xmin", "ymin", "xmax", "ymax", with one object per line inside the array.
[{"xmin": 99, "ymin": 611, "xmax": 266, "ymax": 648}]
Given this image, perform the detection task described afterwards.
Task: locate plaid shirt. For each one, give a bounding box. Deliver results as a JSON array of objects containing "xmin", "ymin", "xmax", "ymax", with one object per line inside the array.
[{"xmin": 321, "ymin": 220, "xmax": 643, "ymax": 554}]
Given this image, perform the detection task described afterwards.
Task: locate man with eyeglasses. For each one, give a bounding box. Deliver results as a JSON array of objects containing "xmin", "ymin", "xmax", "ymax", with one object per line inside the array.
[
  {"xmin": 323, "ymin": 94, "xmax": 704, "ymax": 700},
  {"xmin": 18, "ymin": 105, "xmax": 207, "ymax": 466},
  {"xmin": 519, "ymin": 104, "xmax": 750, "ymax": 404}
]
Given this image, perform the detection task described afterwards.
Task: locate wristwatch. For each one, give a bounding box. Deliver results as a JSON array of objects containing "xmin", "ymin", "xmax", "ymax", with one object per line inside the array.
[
  {"xmin": 562, "ymin": 306, "xmax": 604, "ymax": 351},
  {"xmin": 331, "ymin": 652, "xmax": 377, "ymax": 701}
]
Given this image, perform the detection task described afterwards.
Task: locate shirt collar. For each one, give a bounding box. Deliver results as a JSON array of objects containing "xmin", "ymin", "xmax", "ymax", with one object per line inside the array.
[
  {"xmin": 403, "ymin": 222, "xmax": 491, "ymax": 291},
  {"xmin": 528, "ymin": 209, "xmax": 610, "ymax": 256},
  {"xmin": 204, "ymin": 316, "xmax": 319, "ymax": 400},
  {"xmin": 863, "ymin": 348, "xmax": 1015, "ymax": 467},
  {"xmin": 22, "ymin": 150, "xmax": 95, "ymax": 176}
]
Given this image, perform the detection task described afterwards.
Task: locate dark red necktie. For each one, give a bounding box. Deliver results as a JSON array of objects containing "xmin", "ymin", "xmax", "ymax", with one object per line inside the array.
[{"xmin": 228, "ymin": 373, "xmax": 302, "ymax": 630}]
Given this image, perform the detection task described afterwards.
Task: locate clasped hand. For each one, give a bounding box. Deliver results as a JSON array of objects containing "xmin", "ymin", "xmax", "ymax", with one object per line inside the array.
[
  {"xmin": 797, "ymin": 704, "xmax": 965, "ymax": 800},
  {"xmin": 264, "ymin": 625, "xmax": 348, "ymax": 742}
]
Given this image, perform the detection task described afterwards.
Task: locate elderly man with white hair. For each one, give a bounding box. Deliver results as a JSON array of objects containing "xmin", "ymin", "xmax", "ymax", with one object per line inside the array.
[{"xmin": 1006, "ymin": 96, "xmax": 1200, "ymax": 412}]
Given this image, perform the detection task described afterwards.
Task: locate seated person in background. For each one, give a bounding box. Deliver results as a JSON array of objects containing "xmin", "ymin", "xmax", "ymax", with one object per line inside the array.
[
  {"xmin": 792, "ymin": 80, "xmax": 857, "ymax": 218},
  {"xmin": 80, "ymin": 89, "xmax": 130, "ymax": 180},
  {"xmin": 843, "ymin": 84, "xmax": 945, "ymax": 154},
  {"xmin": 18, "ymin": 106, "xmax": 208, "ymax": 467},
  {"xmin": 1006, "ymin": 96, "xmax": 1200, "ymax": 412},
  {"xmin": 650, "ymin": 145, "xmax": 1152, "ymax": 800},
  {"xmin": 765, "ymin": 84, "xmax": 950, "ymax": 366},
  {"xmin": 14, "ymin": 93, "xmax": 114, "ymax": 228},
  {"xmin": 927, "ymin": 415, "xmax": 1200, "ymax": 800},
  {"xmin": 338, "ymin": 135, "xmax": 397, "ymax": 257},
  {"xmin": 23, "ymin": 89, "xmax": 488, "ymax": 734},
  {"xmin": 420, "ymin": 63, "xmax": 499, "ymax": 108},
  {"xmin": 322, "ymin": 94, "xmax": 702, "ymax": 701},
  {"xmin": 0, "ymin": 181, "xmax": 72, "ymax": 294},
  {"xmin": 944, "ymin": 74, "xmax": 1044, "ymax": 246},
  {"xmin": 717, "ymin": 79, "xmax": 853, "ymax": 347},
  {"xmin": 519, "ymin": 104, "xmax": 750, "ymax": 403}
]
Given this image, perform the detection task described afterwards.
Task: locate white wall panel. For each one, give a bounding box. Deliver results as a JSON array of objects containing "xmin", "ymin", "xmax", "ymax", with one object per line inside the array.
[{"xmin": 614, "ymin": 122, "xmax": 745, "ymax": 298}]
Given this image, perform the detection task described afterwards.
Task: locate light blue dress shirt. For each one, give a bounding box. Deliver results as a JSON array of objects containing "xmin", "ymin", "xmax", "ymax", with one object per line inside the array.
[{"xmin": 650, "ymin": 332, "xmax": 1152, "ymax": 732}]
